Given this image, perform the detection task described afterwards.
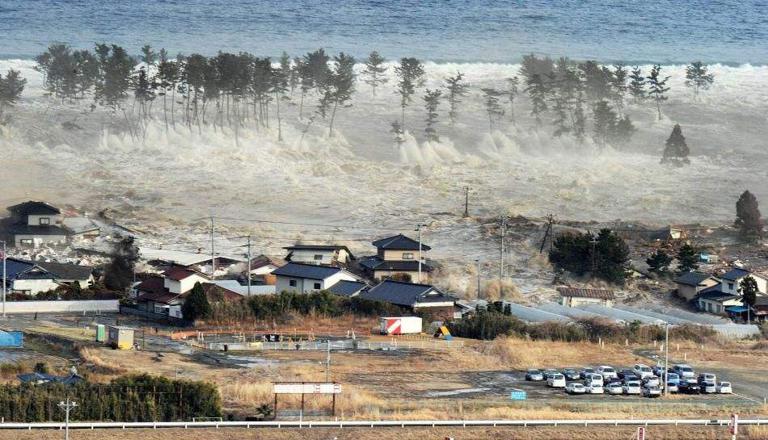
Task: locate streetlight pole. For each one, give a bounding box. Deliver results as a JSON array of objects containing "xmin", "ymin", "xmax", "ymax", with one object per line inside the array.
[
  {"xmin": 58, "ymin": 398, "xmax": 78, "ymax": 440},
  {"xmin": 475, "ymin": 259, "xmax": 481, "ymax": 300},
  {"xmin": 416, "ymin": 224, "xmax": 425, "ymax": 283},
  {"xmin": 1, "ymin": 240, "xmax": 6, "ymax": 318},
  {"xmin": 664, "ymin": 322, "xmax": 670, "ymax": 398},
  {"xmin": 246, "ymin": 235, "xmax": 252, "ymax": 297}
]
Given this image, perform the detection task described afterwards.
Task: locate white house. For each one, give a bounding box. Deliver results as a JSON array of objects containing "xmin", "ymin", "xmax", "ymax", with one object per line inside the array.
[
  {"xmin": 273, "ymin": 263, "xmax": 358, "ymax": 293},
  {"xmin": 163, "ymin": 267, "xmax": 210, "ymax": 294},
  {"xmin": 3, "ymin": 258, "xmax": 60, "ymax": 295},
  {"xmin": 719, "ymin": 268, "xmax": 767, "ymax": 295},
  {"xmin": 283, "ymin": 245, "xmax": 354, "ymax": 267}
]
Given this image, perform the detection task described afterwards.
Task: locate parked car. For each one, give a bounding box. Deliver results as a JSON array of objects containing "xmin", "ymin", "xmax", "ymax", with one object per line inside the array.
[
  {"xmin": 717, "ymin": 381, "xmax": 733, "ymax": 394},
  {"xmin": 652, "ymin": 364, "xmax": 666, "ymax": 377},
  {"xmin": 586, "ymin": 373, "xmax": 604, "ymax": 387},
  {"xmin": 633, "ymin": 364, "xmax": 654, "ymax": 379},
  {"xmin": 642, "ymin": 376, "xmax": 661, "ymax": 388},
  {"xmin": 621, "ymin": 374, "xmax": 639, "ymax": 384},
  {"xmin": 596, "ymin": 365, "xmax": 618, "ymax": 380},
  {"xmin": 666, "ymin": 381, "xmax": 679, "ymax": 393},
  {"xmin": 679, "ymin": 379, "xmax": 701, "ymax": 394},
  {"xmin": 543, "ymin": 369, "xmax": 559, "ymax": 380},
  {"xmin": 642, "ymin": 385, "xmax": 662, "ymax": 398},
  {"xmin": 617, "ymin": 369, "xmax": 635, "ymax": 380},
  {"xmin": 586, "ymin": 383, "xmax": 604, "ymax": 394},
  {"xmin": 623, "ymin": 381, "xmax": 642, "ymax": 395},
  {"xmin": 580, "ymin": 367, "xmax": 595, "ymax": 380},
  {"xmin": 562, "ymin": 368, "xmax": 581, "ymax": 381},
  {"xmin": 673, "ymin": 364, "xmax": 695, "ymax": 379},
  {"xmin": 700, "ymin": 381, "xmax": 717, "ymax": 394},
  {"xmin": 666, "ymin": 372, "xmax": 681, "ymax": 386},
  {"xmin": 525, "ymin": 369, "xmax": 545, "ymax": 381},
  {"xmin": 697, "ymin": 373, "xmax": 716, "ymax": 385},
  {"xmin": 547, "ymin": 373, "xmax": 566, "ymax": 388},
  {"xmin": 605, "ymin": 382, "xmax": 624, "ymax": 395},
  {"xmin": 565, "ymin": 382, "xmax": 586, "ymax": 395}
]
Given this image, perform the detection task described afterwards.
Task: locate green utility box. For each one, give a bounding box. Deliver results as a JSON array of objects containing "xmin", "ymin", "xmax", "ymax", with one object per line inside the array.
[{"xmin": 95, "ymin": 324, "xmax": 106, "ymax": 342}]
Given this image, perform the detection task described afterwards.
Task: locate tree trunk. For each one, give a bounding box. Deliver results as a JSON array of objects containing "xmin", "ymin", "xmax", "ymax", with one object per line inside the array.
[
  {"xmin": 328, "ymin": 100, "xmax": 338, "ymax": 137},
  {"xmin": 276, "ymin": 91, "xmax": 283, "ymax": 141}
]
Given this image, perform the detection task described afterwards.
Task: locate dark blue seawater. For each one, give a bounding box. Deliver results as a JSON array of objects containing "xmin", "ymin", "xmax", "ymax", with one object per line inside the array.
[{"xmin": 1, "ymin": 0, "xmax": 767, "ymax": 63}]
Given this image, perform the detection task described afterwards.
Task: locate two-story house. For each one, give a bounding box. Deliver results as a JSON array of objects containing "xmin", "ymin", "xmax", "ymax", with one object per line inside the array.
[
  {"xmin": 273, "ymin": 262, "xmax": 358, "ymax": 294},
  {"xmin": 5, "ymin": 201, "xmax": 70, "ymax": 247},
  {"xmin": 283, "ymin": 244, "xmax": 354, "ymax": 267},
  {"xmin": 359, "ymin": 234, "xmax": 433, "ymax": 282},
  {"xmin": 719, "ymin": 268, "xmax": 767, "ymax": 295}
]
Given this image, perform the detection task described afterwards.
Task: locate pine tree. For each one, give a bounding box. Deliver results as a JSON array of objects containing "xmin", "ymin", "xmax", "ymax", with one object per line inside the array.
[
  {"xmin": 661, "ymin": 124, "xmax": 690, "ymax": 165},
  {"xmin": 481, "ymin": 88, "xmax": 505, "ymax": 131},
  {"xmin": 0, "ymin": 69, "xmax": 26, "ymax": 125},
  {"xmin": 627, "ymin": 66, "xmax": 645, "ymax": 103},
  {"xmin": 390, "ymin": 120, "xmax": 405, "ymax": 147},
  {"xmin": 157, "ymin": 49, "xmax": 180, "ymax": 130},
  {"xmin": 740, "ymin": 276, "xmax": 758, "ymax": 323},
  {"xmin": 394, "ymin": 57, "xmax": 425, "ymax": 129},
  {"xmin": 676, "ymin": 244, "xmax": 699, "ymax": 273},
  {"xmin": 423, "ymin": 88, "xmax": 442, "ymax": 141},
  {"xmin": 685, "ymin": 61, "xmax": 714, "ymax": 100},
  {"xmin": 592, "ymin": 100, "xmax": 617, "ymax": 148},
  {"xmin": 104, "ymin": 236, "xmax": 139, "ymax": 292},
  {"xmin": 362, "ymin": 51, "xmax": 388, "ymax": 97},
  {"xmin": 646, "ymin": 250, "xmax": 673, "ymax": 274},
  {"xmin": 444, "ymin": 72, "xmax": 469, "ymax": 126},
  {"xmin": 324, "ymin": 52, "xmax": 356, "ymax": 136},
  {"xmin": 271, "ymin": 57, "xmax": 290, "ymax": 141},
  {"xmin": 505, "ymin": 76, "xmax": 520, "ymax": 121},
  {"xmin": 646, "ymin": 64, "xmax": 670, "ymax": 120},
  {"xmin": 181, "ymin": 282, "xmax": 211, "ymax": 322},
  {"xmin": 735, "ymin": 190, "xmax": 763, "ymax": 239},
  {"xmin": 610, "ymin": 64, "xmax": 628, "ymax": 114},
  {"xmin": 579, "ymin": 60, "xmax": 612, "ymax": 102},
  {"xmin": 525, "ymin": 73, "xmax": 548, "ymax": 125}
]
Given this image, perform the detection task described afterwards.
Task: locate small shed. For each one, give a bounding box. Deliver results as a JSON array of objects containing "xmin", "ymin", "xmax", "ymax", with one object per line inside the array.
[
  {"xmin": 557, "ymin": 287, "xmax": 615, "ymax": 307},
  {"xmin": 107, "ymin": 326, "xmax": 135, "ymax": 350},
  {"xmin": 95, "ymin": 324, "xmax": 106, "ymax": 342}
]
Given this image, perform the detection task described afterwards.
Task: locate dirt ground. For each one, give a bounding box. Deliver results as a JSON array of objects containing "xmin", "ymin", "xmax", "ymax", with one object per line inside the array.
[{"xmin": 0, "ymin": 425, "xmax": 761, "ymax": 440}]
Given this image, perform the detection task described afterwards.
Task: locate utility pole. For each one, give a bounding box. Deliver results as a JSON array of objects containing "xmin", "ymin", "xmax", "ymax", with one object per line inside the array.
[
  {"xmin": 58, "ymin": 397, "xmax": 78, "ymax": 440},
  {"xmin": 539, "ymin": 214, "xmax": 555, "ymax": 254},
  {"xmin": 210, "ymin": 216, "xmax": 216, "ymax": 278},
  {"xmin": 416, "ymin": 224, "xmax": 425, "ymax": 283},
  {"xmin": 246, "ymin": 235, "xmax": 252, "ymax": 297},
  {"xmin": 325, "ymin": 339, "xmax": 331, "ymax": 382},
  {"xmin": 664, "ymin": 321, "xmax": 670, "ymax": 398},
  {"xmin": 499, "ymin": 217, "xmax": 506, "ymax": 280},
  {"xmin": 590, "ymin": 232, "xmax": 598, "ymax": 275},
  {"xmin": 463, "ymin": 187, "xmax": 470, "ymax": 218},
  {"xmin": 475, "ymin": 259, "xmax": 481, "ymax": 300},
  {"xmin": 1, "ymin": 240, "xmax": 6, "ymax": 318}
]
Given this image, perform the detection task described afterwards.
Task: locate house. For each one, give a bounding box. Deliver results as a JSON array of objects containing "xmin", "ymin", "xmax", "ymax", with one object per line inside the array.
[
  {"xmin": 283, "ymin": 244, "xmax": 354, "ymax": 267},
  {"xmin": 163, "ymin": 267, "xmax": 210, "ymax": 295},
  {"xmin": 134, "ymin": 272, "xmax": 242, "ymax": 319},
  {"xmin": 326, "ymin": 280, "xmax": 368, "ymax": 298},
  {"xmin": 139, "ymin": 247, "xmax": 245, "ymax": 277},
  {"xmin": 273, "ymin": 262, "xmax": 358, "ymax": 294},
  {"xmin": 696, "ymin": 286, "xmax": 743, "ymax": 315},
  {"xmin": 5, "ymin": 201, "xmax": 70, "ymax": 247},
  {"xmin": 209, "ymin": 279, "xmax": 276, "ymax": 296},
  {"xmin": 3, "ymin": 258, "xmax": 59, "ymax": 295},
  {"xmin": 557, "ymin": 287, "xmax": 615, "ymax": 307},
  {"xmin": 247, "ymin": 255, "xmax": 284, "ymax": 276},
  {"xmin": 17, "ymin": 372, "xmax": 84, "ymax": 386},
  {"xmin": 719, "ymin": 268, "xmax": 767, "ymax": 295},
  {"xmin": 674, "ymin": 271, "xmax": 720, "ymax": 301},
  {"xmin": 36, "ymin": 261, "xmax": 94, "ymax": 288},
  {"xmin": 359, "ymin": 280, "xmax": 456, "ymax": 318},
  {"xmin": 750, "ymin": 296, "xmax": 768, "ymax": 322},
  {"xmin": 360, "ymin": 234, "xmax": 433, "ymax": 282}
]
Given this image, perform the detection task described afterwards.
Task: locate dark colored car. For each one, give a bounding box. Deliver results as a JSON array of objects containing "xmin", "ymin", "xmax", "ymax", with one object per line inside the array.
[
  {"xmin": 622, "ymin": 374, "xmax": 639, "ymax": 384},
  {"xmin": 562, "ymin": 368, "xmax": 581, "ymax": 381},
  {"xmin": 525, "ymin": 369, "xmax": 545, "ymax": 381},
  {"xmin": 679, "ymin": 380, "xmax": 701, "ymax": 395},
  {"xmin": 617, "ymin": 369, "xmax": 635, "ymax": 380}
]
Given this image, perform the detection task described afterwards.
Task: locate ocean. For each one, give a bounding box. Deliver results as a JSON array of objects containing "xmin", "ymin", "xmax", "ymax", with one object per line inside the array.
[{"xmin": 0, "ymin": 0, "xmax": 766, "ymax": 64}]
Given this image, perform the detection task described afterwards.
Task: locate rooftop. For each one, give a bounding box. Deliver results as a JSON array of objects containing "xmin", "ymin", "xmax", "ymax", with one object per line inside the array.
[
  {"xmin": 163, "ymin": 266, "xmax": 208, "ymax": 281},
  {"xmin": 360, "ymin": 280, "xmax": 453, "ymax": 307},
  {"xmin": 721, "ymin": 268, "xmax": 753, "ymax": 281},
  {"xmin": 7, "ymin": 201, "xmax": 61, "ymax": 216},
  {"xmin": 36, "ymin": 261, "xmax": 93, "ymax": 280},
  {"xmin": 326, "ymin": 280, "xmax": 368, "ymax": 297},
  {"xmin": 372, "ymin": 234, "xmax": 430, "ymax": 251},
  {"xmin": 556, "ymin": 287, "xmax": 615, "ymax": 300},
  {"xmin": 272, "ymin": 262, "xmax": 345, "ymax": 280},
  {"xmin": 674, "ymin": 271, "xmax": 715, "ymax": 286},
  {"xmin": 359, "ymin": 257, "xmax": 434, "ymax": 272}
]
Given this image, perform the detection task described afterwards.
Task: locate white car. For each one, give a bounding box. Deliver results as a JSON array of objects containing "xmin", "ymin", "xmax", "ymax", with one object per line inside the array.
[
  {"xmin": 673, "ymin": 364, "xmax": 695, "ymax": 379},
  {"xmin": 586, "ymin": 373, "xmax": 604, "ymax": 387},
  {"xmin": 547, "ymin": 373, "xmax": 566, "ymax": 388},
  {"xmin": 585, "ymin": 383, "xmax": 604, "ymax": 394},
  {"xmin": 623, "ymin": 381, "xmax": 642, "ymax": 395},
  {"xmin": 642, "ymin": 385, "xmax": 662, "ymax": 398},
  {"xmin": 633, "ymin": 364, "xmax": 654, "ymax": 379},
  {"xmin": 698, "ymin": 373, "xmax": 717, "ymax": 384},
  {"xmin": 605, "ymin": 382, "xmax": 624, "ymax": 395},
  {"xmin": 717, "ymin": 381, "xmax": 733, "ymax": 394},
  {"xmin": 642, "ymin": 376, "xmax": 661, "ymax": 388},
  {"xmin": 565, "ymin": 382, "xmax": 586, "ymax": 394},
  {"xmin": 666, "ymin": 381, "xmax": 679, "ymax": 393},
  {"xmin": 596, "ymin": 365, "xmax": 618, "ymax": 380},
  {"xmin": 701, "ymin": 381, "xmax": 717, "ymax": 394}
]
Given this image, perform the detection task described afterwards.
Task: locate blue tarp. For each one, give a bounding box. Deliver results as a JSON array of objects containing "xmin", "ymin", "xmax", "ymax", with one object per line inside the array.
[
  {"xmin": 0, "ymin": 331, "xmax": 23, "ymax": 347},
  {"xmin": 726, "ymin": 306, "xmax": 749, "ymax": 313}
]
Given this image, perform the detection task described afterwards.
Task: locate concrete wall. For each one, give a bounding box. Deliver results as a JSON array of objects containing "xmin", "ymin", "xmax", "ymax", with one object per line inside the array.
[
  {"xmin": 12, "ymin": 278, "xmax": 59, "ymax": 295},
  {"xmin": 0, "ymin": 300, "xmax": 119, "ymax": 314}
]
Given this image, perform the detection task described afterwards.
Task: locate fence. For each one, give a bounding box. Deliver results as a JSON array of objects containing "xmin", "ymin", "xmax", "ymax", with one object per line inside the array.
[
  {"xmin": 119, "ymin": 306, "xmax": 189, "ymax": 326},
  {"xmin": 0, "ymin": 300, "xmax": 119, "ymax": 314},
  {"xmin": 200, "ymin": 338, "xmax": 463, "ymax": 352}
]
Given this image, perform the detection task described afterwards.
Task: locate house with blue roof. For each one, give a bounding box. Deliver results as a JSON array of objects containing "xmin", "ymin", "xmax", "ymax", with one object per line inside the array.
[
  {"xmin": 719, "ymin": 268, "xmax": 767, "ymax": 295},
  {"xmin": 273, "ymin": 262, "xmax": 358, "ymax": 294}
]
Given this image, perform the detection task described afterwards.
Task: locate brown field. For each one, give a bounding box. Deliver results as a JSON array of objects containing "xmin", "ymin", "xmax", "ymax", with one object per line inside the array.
[{"xmin": 0, "ymin": 425, "xmax": 763, "ymax": 440}]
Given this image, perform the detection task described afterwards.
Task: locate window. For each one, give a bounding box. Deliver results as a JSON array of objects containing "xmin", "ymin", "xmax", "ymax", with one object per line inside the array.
[
  {"xmin": 20, "ymin": 239, "xmax": 33, "ymax": 245},
  {"xmin": 314, "ymin": 254, "xmax": 323, "ymax": 261},
  {"xmin": 728, "ymin": 283, "xmax": 734, "ymax": 290},
  {"xmin": 39, "ymin": 217, "xmax": 50, "ymax": 225},
  {"xmin": 289, "ymin": 280, "xmax": 297, "ymax": 287},
  {"xmin": 402, "ymin": 252, "xmax": 414, "ymax": 260},
  {"xmin": 314, "ymin": 282, "xmax": 321, "ymax": 289}
]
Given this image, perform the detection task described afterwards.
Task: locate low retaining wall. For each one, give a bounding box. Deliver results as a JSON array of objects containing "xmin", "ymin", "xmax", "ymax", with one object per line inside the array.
[{"xmin": 0, "ymin": 300, "xmax": 119, "ymax": 314}]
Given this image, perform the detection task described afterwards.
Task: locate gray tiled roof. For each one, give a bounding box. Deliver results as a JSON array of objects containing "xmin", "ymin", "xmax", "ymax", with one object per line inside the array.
[
  {"xmin": 273, "ymin": 262, "xmax": 342, "ymax": 280},
  {"xmin": 360, "ymin": 280, "xmax": 453, "ymax": 307},
  {"xmin": 327, "ymin": 280, "xmax": 368, "ymax": 297},
  {"xmin": 674, "ymin": 271, "xmax": 714, "ymax": 286},
  {"xmin": 721, "ymin": 268, "xmax": 752, "ymax": 281},
  {"xmin": 359, "ymin": 256, "xmax": 433, "ymax": 272},
  {"xmin": 7, "ymin": 201, "xmax": 60, "ymax": 216},
  {"xmin": 372, "ymin": 234, "xmax": 430, "ymax": 251},
  {"xmin": 37, "ymin": 261, "xmax": 93, "ymax": 281}
]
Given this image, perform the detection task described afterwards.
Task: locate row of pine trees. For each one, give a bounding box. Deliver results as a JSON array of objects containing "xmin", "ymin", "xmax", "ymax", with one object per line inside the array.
[{"xmin": 4, "ymin": 44, "xmax": 717, "ymax": 149}]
